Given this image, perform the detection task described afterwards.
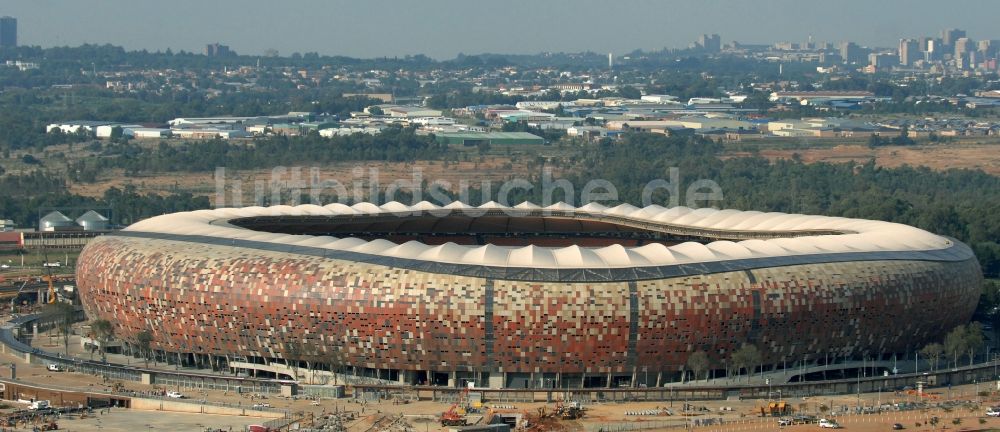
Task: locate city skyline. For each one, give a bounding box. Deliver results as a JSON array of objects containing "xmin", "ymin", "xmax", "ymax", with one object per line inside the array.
[{"xmin": 2, "ymin": 0, "xmax": 999, "ymax": 59}]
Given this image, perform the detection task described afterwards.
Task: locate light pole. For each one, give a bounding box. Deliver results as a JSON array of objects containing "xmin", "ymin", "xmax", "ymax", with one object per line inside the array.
[
  {"xmin": 766, "ymin": 378, "xmax": 771, "ymax": 403},
  {"xmin": 856, "ymin": 365, "xmax": 861, "ymax": 410},
  {"xmin": 994, "ymin": 353, "xmax": 998, "ymax": 379}
]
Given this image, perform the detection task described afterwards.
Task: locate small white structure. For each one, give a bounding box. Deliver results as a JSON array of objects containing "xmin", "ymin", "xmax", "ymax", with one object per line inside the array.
[
  {"xmin": 95, "ymin": 124, "xmax": 141, "ymax": 138},
  {"xmin": 382, "ymin": 106, "xmax": 443, "ymax": 118},
  {"xmin": 410, "ymin": 117, "xmax": 456, "ymax": 126},
  {"xmin": 640, "ymin": 95, "xmax": 678, "ymax": 103},
  {"xmin": 172, "ymin": 128, "xmax": 248, "ymax": 139},
  {"xmin": 687, "ymin": 97, "xmax": 723, "ymax": 105},
  {"xmin": 129, "ymin": 128, "xmax": 172, "ymax": 139},
  {"xmin": 246, "ymin": 125, "xmax": 269, "ymax": 135},
  {"xmin": 168, "ymin": 116, "xmax": 259, "ymax": 127},
  {"xmin": 76, "ymin": 210, "xmax": 110, "ymax": 231},
  {"xmin": 46, "ymin": 121, "xmax": 111, "ymax": 134},
  {"xmin": 319, "ymin": 127, "xmax": 382, "ymax": 137},
  {"xmin": 515, "ymin": 101, "xmax": 577, "ymax": 110},
  {"xmin": 39, "ymin": 211, "xmax": 75, "ymax": 232}
]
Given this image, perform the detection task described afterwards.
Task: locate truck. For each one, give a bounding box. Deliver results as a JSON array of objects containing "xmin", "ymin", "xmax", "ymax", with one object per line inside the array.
[{"xmin": 29, "ymin": 400, "xmax": 50, "ymax": 410}]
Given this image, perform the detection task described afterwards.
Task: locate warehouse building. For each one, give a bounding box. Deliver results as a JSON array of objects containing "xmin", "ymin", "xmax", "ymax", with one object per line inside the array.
[{"xmin": 433, "ymin": 131, "xmax": 544, "ymax": 146}]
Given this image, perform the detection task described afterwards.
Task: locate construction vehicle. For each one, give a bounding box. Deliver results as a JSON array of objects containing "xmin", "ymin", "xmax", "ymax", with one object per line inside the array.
[
  {"xmin": 28, "ymin": 400, "xmax": 51, "ymax": 410},
  {"xmin": 440, "ymin": 387, "xmax": 470, "ymax": 426},
  {"xmin": 760, "ymin": 401, "xmax": 790, "ymax": 417},
  {"xmin": 42, "ymin": 240, "xmax": 56, "ymax": 304},
  {"xmin": 42, "ymin": 275, "xmax": 55, "ymax": 304},
  {"xmin": 554, "ymin": 401, "xmax": 584, "ymax": 420}
]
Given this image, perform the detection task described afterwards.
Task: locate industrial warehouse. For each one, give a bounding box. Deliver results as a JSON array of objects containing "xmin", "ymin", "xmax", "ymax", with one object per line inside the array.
[{"xmin": 74, "ymin": 201, "xmax": 982, "ymax": 389}]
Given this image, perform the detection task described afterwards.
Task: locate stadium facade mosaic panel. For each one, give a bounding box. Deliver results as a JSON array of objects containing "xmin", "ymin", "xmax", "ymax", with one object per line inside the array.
[{"xmin": 76, "ymin": 202, "xmax": 982, "ymax": 387}]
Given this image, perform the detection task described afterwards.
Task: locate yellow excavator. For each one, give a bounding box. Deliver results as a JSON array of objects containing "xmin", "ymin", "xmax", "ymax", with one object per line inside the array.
[{"xmin": 43, "ymin": 275, "xmax": 55, "ymax": 304}]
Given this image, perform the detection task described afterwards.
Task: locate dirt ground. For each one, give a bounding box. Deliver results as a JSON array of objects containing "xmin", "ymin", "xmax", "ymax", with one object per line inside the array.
[
  {"xmin": 726, "ymin": 143, "xmax": 1000, "ymax": 176},
  {"xmin": 66, "ymin": 158, "xmax": 549, "ymax": 204},
  {"xmin": 9, "ymin": 325, "xmax": 1000, "ymax": 432}
]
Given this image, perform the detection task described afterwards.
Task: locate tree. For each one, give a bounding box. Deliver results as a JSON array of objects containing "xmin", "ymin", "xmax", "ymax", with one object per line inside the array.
[
  {"xmin": 920, "ymin": 343, "xmax": 943, "ymax": 371},
  {"xmin": 324, "ymin": 341, "xmax": 347, "ymax": 385},
  {"xmin": 965, "ymin": 322, "xmax": 985, "ymax": 366},
  {"xmin": 893, "ymin": 126, "xmax": 914, "ymax": 145},
  {"xmin": 367, "ymin": 106, "xmax": 383, "ymax": 116},
  {"xmin": 617, "ymin": 86, "xmax": 641, "ymax": 100},
  {"xmin": 731, "ymin": 344, "xmax": 762, "ymax": 383},
  {"xmin": 686, "ymin": 350, "xmax": 710, "ymax": 382},
  {"xmin": 42, "ymin": 302, "xmax": 75, "ymax": 356},
  {"xmin": 90, "ymin": 319, "xmax": 114, "ymax": 363},
  {"xmin": 284, "ymin": 338, "xmax": 303, "ymax": 382},
  {"xmin": 301, "ymin": 342, "xmax": 323, "ymax": 385},
  {"xmin": 944, "ymin": 326, "xmax": 968, "ymax": 369},
  {"xmin": 867, "ymin": 134, "xmax": 885, "ymax": 148},
  {"xmin": 136, "ymin": 330, "xmax": 153, "ymax": 367},
  {"xmin": 477, "ymin": 140, "xmax": 491, "ymax": 155}
]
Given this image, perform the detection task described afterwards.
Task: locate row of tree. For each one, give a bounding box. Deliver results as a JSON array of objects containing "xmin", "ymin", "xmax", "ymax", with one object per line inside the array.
[
  {"xmin": 0, "ymin": 176, "xmax": 210, "ymax": 229},
  {"xmin": 680, "ymin": 323, "xmax": 987, "ymax": 383},
  {"xmin": 66, "ymin": 127, "xmax": 447, "ymax": 176}
]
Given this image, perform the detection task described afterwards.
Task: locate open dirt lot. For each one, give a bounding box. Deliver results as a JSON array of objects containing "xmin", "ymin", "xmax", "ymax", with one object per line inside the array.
[
  {"xmin": 17, "ymin": 410, "xmax": 255, "ymax": 432},
  {"xmin": 66, "ymin": 158, "xmax": 548, "ymax": 204},
  {"xmin": 726, "ymin": 143, "xmax": 1000, "ymax": 176}
]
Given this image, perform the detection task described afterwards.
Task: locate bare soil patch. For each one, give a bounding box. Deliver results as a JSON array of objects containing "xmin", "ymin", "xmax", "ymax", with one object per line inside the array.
[{"xmin": 726, "ymin": 143, "xmax": 1000, "ymax": 175}]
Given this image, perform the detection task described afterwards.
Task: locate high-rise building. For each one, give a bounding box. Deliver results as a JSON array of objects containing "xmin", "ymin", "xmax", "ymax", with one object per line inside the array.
[
  {"xmin": 978, "ymin": 40, "xmax": 997, "ymax": 58},
  {"xmin": 205, "ymin": 43, "xmax": 233, "ymax": 57},
  {"xmin": 840, "ymin": 42, "xmax": 866, "ymax": 64},
  {"xmin": 869, "ymin": 52, "xmax": 899, "ymax": 70},
  {"xmin": 954, "ymin": 37, "xmax": 974, "ymax": 62},
  {"xmin": 918, "ymin": 37, "xmax": 933, "ymax": 52},
  {"xmin": 925, "ymin": 39, "xmax": 940, "ymax": 61},
  {"xmin": 942, "ymin": 28, "xmax": 966, "ymax": 48},
  {"xmin": 899, "ymin": 38, "xmax": 919, "ymax": 66},
  {"xmin": 697, "ymin": 34, "xmax": 721, "ymax": 52},
  {"xmin": 0, "ymin": 16, "xmax": 16, "ymax": 48}
]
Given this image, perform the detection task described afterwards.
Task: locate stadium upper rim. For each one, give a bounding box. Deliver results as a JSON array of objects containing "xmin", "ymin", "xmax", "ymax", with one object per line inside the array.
[{"xmin": 116, "ymin": 201, "xmax": 970, "ymax": 272}]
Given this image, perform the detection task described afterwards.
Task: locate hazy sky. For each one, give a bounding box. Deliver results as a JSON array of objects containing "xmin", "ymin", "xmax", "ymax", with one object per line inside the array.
[{"xmin": 4, "ymin": 0, "xmax": 999, "ymax": 59}]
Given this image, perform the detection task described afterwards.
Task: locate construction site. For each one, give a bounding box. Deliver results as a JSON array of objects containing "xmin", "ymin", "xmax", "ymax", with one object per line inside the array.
[
  {"xmin": 1, "ymin": 263, "xmax": 1000, "ymax": 431},
  {"xmin": 0, "ymin": 351, "xmax": 999, "ymax": 432}
]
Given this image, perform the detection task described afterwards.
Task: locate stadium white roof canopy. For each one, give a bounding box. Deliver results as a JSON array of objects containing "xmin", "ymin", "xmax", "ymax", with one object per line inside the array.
[{"xmin": 125, "ymin": 201, "xmax": 955, "ymax": 270}]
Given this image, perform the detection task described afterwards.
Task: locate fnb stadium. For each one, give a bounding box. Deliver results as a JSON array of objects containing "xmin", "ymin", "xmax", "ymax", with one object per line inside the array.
[{"xmin": 75, "ymin": 201, "xmax": 981, "ymax": 388}]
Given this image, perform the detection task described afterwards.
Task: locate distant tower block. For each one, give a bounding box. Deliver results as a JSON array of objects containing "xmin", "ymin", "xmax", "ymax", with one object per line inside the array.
[{"xmin": 608, "ymin": 52, "xmax": 614, "ymax": 70}]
